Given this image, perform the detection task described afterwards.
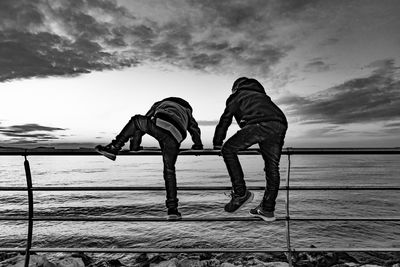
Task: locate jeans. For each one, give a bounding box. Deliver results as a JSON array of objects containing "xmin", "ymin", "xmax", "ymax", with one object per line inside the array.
[
  {"xmin": 221, "ymin": 121, "xmax": 287, "ymax": 212},
  {"xmin": 113, "ymin": 115, "xmax": 180, "ymax": 209}
]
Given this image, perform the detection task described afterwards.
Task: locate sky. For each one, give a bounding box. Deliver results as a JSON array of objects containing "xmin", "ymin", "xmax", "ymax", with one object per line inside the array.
[{"xmin": 0, "ymin": 0, "xmax": 400, "ymax": 148}]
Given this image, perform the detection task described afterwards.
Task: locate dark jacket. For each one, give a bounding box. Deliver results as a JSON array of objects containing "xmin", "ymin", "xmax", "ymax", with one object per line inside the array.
[
  {"xmin": 213, "ymin": 78, "xmax": 287, "ymax": 146},
  {"xmin": 146, "ymin": 97, "xmax": 202, "ymax": 146}
]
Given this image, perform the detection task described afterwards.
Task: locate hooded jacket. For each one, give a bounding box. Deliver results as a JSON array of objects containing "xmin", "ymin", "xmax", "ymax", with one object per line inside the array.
[
  {"xmin": 213, "ymin": 78, "xmax": 287, "ymax": 146},
  {"xmin": 146, "ymin": 97, "xmax": 202, "ymax": 146}
]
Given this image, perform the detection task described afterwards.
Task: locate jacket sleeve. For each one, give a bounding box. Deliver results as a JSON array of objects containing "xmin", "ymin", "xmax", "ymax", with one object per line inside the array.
[
  {"xmin": 213, "ymin": 96, "xmax": 236, "ymax": 146},
  {"xmin": 187, "ymin": 112, "xmax": 203, "ymax": 147}
]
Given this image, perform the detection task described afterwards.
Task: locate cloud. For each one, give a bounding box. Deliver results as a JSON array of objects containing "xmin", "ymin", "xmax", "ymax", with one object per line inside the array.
[
  {"xmin": 385, "ymin": 121, "xmax": 400, "ymax": 128},
  {"xmin": 300, "ymin": 125, "xmax": 352, "ymax": 138},
  {"xmin": 383, "ymin": 121, "xmax": 400, "ymax": 135},
  {"xmin": 304, "ymin": 58, "xmax": 331, "ymax": 72},
  {"xmin": 318, "ymin": 38, "xmax": 339, "ymax": 47},
  {"xmin": 0, "ymin": 123, "xmax": 66, "ymax": 142},
  {"xmin": 0, "ymin": 0, "xmax": 314, "ymax": 82},
  {"xmin": 0, "ymin": 0, "xmax": 140, "ymax": 81},
  {"xmin": 278, "ymin": 59, "xmax": 400, "ymax": 124}
]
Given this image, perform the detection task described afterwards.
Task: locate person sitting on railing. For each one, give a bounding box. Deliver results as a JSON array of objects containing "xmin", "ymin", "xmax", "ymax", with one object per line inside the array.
[
  {"xmin": 213, "ymin": 77, "xmax": 287, "ymax": 221},
  {"xmin": 95, "ymin": 97, "xmax": 203, "ymax": 220}
]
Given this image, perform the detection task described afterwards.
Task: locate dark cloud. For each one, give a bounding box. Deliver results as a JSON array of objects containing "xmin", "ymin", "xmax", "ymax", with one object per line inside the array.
[
  {"xmin": 150, "ymin": 42, "xmax": 179, "ymax": 59},
  {"xmin": 0, "ymin": 124, "xmax": 65, "ymax": 132},
  {"xmin": 0, "ymin": 0, "xmax": 139, "ymax": 81},
  {"xmin": 385, "ymin": 121, "xmax": 400, "ymax": 128},
  {"xmin": 0, "ymin": 123, "xmax": 66, "ymax": 142},
  {"xmin": 304, "ymin": 58, "xmax": 331, "ymax": 72},
  {"xmin": 190, "ymin": 53, "xmax": 224, "ymax": 70},
  {"xmin": 0, "ymin": 0, "xmax": 313, "ymax": 81},
  {"xmin": 278, "ymin": 59, "xmax": 400, "ymax": 124}
]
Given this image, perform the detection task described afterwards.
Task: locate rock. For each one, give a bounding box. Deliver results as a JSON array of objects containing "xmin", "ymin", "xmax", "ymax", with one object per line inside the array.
[
  {"xmin": 136, "ymin": 253, "xmax": 150, "ymax": 263},
  {"xmin": 249, "ymin": 258, "xmax": 274, "ymax": 266},
  {"xmin": 108, "ymin": 259, "xmax": 125, "ymax": 266},
  {"xmin": 336, "ymin": 252, "xmax": 360, "ymax": 264},
  {"xmin": 233, "ymin": 260, "xmax": 242, "ymax": 265},
  {"xmin": 331, "ymin": 263, "xmax": 359, "ymax": 267},
  {"xmin": 149, "ymin": 255, "xmax": 167, "ymax": 265},
  {"xmin": 56, "ymin": 257, "xmax": 85, "ymax": 267},
  {"xmin": 0, "ymin": 252, "xmax": 18, "ymax": 262},
  {"xmin": 152, "ymin": 258, "xmax": 179, "ymax": 267},
  {"xmin": 254, "ymin": 253, "xmax": 275, "ymax": 263},
  {"xmin": 199, "ymin": 253, "xmax": 213, "ymax": 261},
  {"xmin": 177, "ymin": 259, "xmax": 201, "ymax": 267},
  {"xmin": 136, "ymin": 253, "xmax": 151, "ymax": 267},
  {"xmin": 263, "ymin": 262, "xmax": 289, "ymax": 267},
  {"xmin": 386, "ymin": 258, "xmax": 400, "ymax": 266},
  {"xmin": 199, "ymin": 258, "xmax": 220, "ymax": 267},
  {"xmin": 71, "ymin": 252, "xmax": 94, "ymax": 266},
  {"xmin": 359, "ymin": 265, "xmax": 383, "ymax": 267},
  {"xmin": 0, "ymin": 255, "xmax": 24, "ymax": 266},
  {"xmin": 220, "ymin": 263, "xmax": 235, "ymax": 267},
  {"xmin": 2, "ymin": 254, "xmax": 55, "ymax": 267},
  {"xmin": 346, "ymin": 252, "xmax": 390, "ymax": 266}
]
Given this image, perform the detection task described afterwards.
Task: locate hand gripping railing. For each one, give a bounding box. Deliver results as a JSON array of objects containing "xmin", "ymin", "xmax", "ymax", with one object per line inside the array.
[{"xmin": 0, "ymin": 147, "xmax": 400, "ymax": 267}]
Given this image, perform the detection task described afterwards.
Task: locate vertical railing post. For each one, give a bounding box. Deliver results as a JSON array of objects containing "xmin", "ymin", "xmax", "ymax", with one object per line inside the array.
[
  {"xmin": 23, "ymin": 153, "xmax": 34, "ymax": 267},
  {"xmin": 285, "ymin": 148, "xmax": 293, "ymax": 266}
]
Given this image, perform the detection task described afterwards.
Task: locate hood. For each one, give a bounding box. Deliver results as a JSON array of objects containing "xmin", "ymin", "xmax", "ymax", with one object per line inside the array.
[{"xmin": 232, "ymin": 77, "xmax": 266, "ymax": 94}]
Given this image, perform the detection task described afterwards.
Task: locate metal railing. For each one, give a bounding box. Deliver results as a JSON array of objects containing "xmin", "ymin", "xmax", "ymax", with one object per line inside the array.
[{"xmin": 0, "ymin": 147, "xmax": 399, "ymax": 267}]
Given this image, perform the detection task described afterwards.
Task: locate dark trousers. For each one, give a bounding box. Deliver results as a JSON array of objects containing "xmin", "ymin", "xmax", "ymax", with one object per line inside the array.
[
  {"xmin": 221, "ymin": 121, "xmax": 287, "ymax": 212},
  {"xmin": 113, "ymin": 115, "xmax": 180, "ymax": 209}
]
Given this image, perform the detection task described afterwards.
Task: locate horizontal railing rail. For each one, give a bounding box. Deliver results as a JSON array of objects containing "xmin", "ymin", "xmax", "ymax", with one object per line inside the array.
[
  {"xmin": 0, "ymin": 147, "xmax": 399, "ymax": 267},
  {"xmin": 1, "ymin": 185, "xmax": 399, "ymax": 191},
  {"xmin": 1, "ymin": 147, "xmax": 400, "ymax": 156},
  {"xmin": 1, "ymin": 216, "xmax": 399, "ymax": 222}
]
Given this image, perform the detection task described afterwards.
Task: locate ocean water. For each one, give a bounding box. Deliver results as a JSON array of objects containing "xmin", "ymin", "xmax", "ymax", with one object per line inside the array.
[{"xmin": 0, "ymin": 154, "xmax": 399, "ymax": 252}]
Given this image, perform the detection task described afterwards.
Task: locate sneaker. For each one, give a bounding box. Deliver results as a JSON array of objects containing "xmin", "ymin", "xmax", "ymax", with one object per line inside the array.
[
  {"xmin": 94, "ymin": 144, "xmax": 119, "ymax": 161},
  {"xmin": 224, "ymin": 190, "xmax": 254, "ymax": 213},
  {"xmin": 167, "ymin": 208, "xmax": 182, "ymax": 220},
  {"xmin": 249, "ymin": 205, "xmax": 276, "ymax": 222}
]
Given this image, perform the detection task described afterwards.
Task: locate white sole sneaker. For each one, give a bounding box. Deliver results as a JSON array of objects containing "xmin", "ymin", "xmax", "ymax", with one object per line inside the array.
[{"xmin": 249, "ymin": 209, "xmax": 276, "ymax": 222}]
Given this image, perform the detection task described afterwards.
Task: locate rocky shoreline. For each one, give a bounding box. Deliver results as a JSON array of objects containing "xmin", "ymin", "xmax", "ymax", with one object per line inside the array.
[{"xmin": 1, "ymin": 248, "xmax": 399, "ymax": 267}]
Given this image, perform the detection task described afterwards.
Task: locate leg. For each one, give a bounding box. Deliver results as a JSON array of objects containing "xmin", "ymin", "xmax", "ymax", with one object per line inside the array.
[
  {"xmin": 95, "ymin": 115, "xmax": 150, "ymax": 160},
  {"xmin": 221, "ymin": 124, "xmax": 270, "ymax": 212},
  {"xmin": 113, "ymin": 115, "xmax": 147, "ymax": 149},
  {"xmin": 221, "ymin": 124, "xmax": 265, "ymax": 195},
  {"xmin": 258, "ymin": 123, "xmax": 286, "ymax": 212},
  {"xmin": 131, "ymin": 119, "xmax": 181, "ymax": 209},
  {"xmin": 159, "ymin": 139, "xmax": 180, "ymax": 209},
  {"xmin": 128, "ymin": 117, "xmax": 181, "ymax": 209},
  {"xmin": 129, "ymin": 130, "xmax": 145, "ymax": 151}
]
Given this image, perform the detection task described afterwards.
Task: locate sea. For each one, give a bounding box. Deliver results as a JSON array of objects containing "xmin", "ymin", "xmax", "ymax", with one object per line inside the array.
[{"xmin": 0, "ymin": 154, "xmax": 399, "ymax": 255}]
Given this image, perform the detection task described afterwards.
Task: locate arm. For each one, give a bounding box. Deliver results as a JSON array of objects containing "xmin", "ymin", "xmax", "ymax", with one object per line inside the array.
[
  {"xmin": 187, "ymin": 113, "xmax": 203, "ymax": 149},
  {"xmin": 213, "ymin": 96, "xmax": 236, "ymax": 147}
]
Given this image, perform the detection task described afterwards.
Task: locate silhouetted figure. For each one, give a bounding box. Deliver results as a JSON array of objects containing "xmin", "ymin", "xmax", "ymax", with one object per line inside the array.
[
  {"xmin": 95, "ymin": 97, "xmax": 203, "ymax": 219},
  {"xmin": 213, "ymin": 77, "xmax": 287, "ymax": 221}
]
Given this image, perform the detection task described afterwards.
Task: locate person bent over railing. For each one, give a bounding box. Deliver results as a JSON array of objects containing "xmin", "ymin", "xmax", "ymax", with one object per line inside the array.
[{"xmin": 95, "ymin": 97, "xmax": 203, "ymax": 220}]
